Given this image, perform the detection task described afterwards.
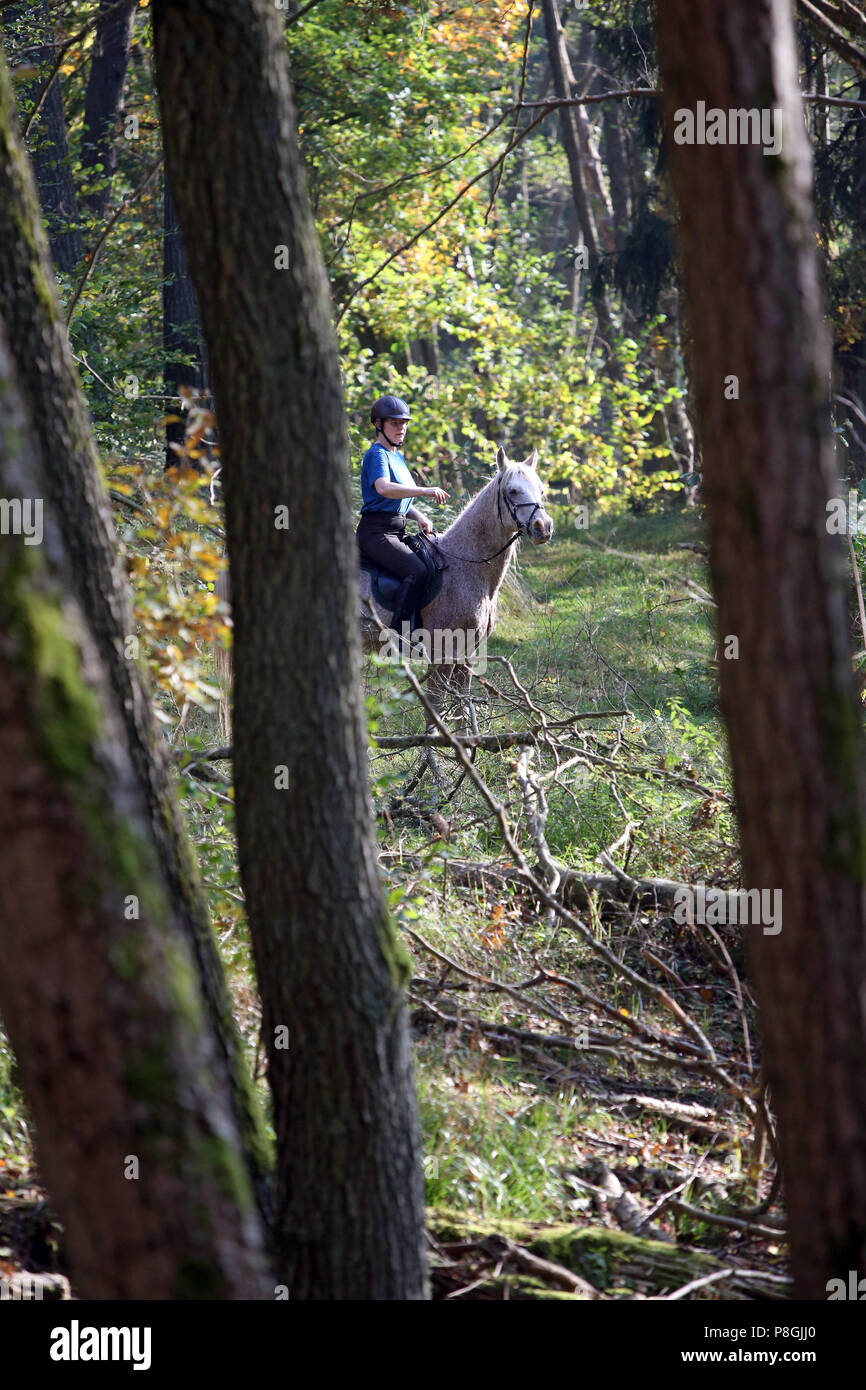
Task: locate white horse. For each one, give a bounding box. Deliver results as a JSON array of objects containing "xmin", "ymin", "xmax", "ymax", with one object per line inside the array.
[
  {"xmin": 360, "ymin": 446, "xmax": 553, "ymax": 795},
  {"xmin": 359, "ymin": 446, "xmax": 554, "ymax": 666}
]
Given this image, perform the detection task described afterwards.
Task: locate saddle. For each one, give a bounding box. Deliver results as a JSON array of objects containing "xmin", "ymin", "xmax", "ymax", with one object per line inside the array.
[{"xmin": 360, "ymin": 532, "xmax": 445, "ymax": 617}]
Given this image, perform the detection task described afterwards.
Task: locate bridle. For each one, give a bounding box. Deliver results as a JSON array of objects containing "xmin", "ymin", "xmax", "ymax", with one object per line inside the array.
[
  {"xmin": 424, "ymin": 474, "xmax": 546, "ymax": 566},
  {"xmin": 497, "ymin": 475, "xmax": 545, "ymax": 536}
]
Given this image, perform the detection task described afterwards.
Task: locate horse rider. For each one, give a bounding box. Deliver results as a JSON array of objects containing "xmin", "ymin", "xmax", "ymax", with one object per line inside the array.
[{"xmin": 356, "ymin": 394, "xmax": 449, "ymax": 637}]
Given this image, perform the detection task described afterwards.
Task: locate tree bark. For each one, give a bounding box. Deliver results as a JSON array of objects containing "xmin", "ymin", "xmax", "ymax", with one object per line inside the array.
[
  {"xmin": 151, "ymin": 0, "xmax": 428, "ymax": 1300},
  {"xmin": 80, "ymin": 0, "xmax": 137, "ymax": 218},
  {"xmin": 657, "ymin": 0, "xmax": 866, "ymax": 1299},
  {"xmin": 0, "ymin": 51, "xmax": 271, "ymax": 1297}
]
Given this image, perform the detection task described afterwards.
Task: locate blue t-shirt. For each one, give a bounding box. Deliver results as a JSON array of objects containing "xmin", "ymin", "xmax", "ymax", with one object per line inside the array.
[{"xmin": 360, "ymin": 442, "xmax": 417, "ymax": 515}]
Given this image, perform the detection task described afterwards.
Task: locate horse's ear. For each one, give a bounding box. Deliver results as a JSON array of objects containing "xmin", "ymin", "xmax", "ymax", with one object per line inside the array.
[
  {"xmin": 525, "ymin": 449, "xmax": 538, "ymax": 470},
  {"xmin": 496, "ymin": 446, "xmax": 509, "ymax": 473}
]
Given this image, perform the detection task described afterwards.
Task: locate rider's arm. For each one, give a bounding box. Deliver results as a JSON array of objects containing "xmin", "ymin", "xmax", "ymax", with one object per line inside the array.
[
  {"xmin": 374, "ymin": 479, "xmax": 449, "ymax": 502},
  {"xmin": 374, "ymin": 478, "xmax": 433, "ymax": 500}
]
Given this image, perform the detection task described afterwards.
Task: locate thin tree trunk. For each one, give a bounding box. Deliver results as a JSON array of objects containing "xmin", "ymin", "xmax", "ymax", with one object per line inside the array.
[
  {"xmin": 541, "ymin": 0, "xmax": 616, "ymax": 363},
  {"xmin": 656, "ymin": 280, "xmax": 696, "ymax": 477},
  {"xmin": 815, "ymin": 44, "xmax": 828, "ymax": 145},
  {"xmin": 657, "ymin": 0, "xmax": 866, "ymax": 1299},
  {"xmin": 602, "ymin": 101, "xmax": 630, "ymax": 253},
  {"xmin": 152, "ymin": 0, "xmax": 428, "ymax": 1300},
  {"xmin": 570, "ymin": 23, "xmax": 615, "ymax": 251},
  {"xmin": 542, "ymin": 0, "xmax": 600, "ymax": 261},
  {"xmin": 0, "ymin": 50, "xmax": 271, "ymax": 1298},
  {"xmin": 80, "ymin": 0, "xmax": 137, "ymax": 218},
  {"xmin": 3, "ymin": 0, "xmax": 82, "ymax": 270},
  {"xmin": 837, "ymin": 78, "xmax": 866, "ymax": 483},
  {"xmin": 163, "ymin": 177, "xmax": 207, "ymax": 466}
]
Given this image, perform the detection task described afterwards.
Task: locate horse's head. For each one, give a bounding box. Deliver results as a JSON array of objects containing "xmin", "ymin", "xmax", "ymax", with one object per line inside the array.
[{"xmin": 496, "ymin": 446, "xmax": 554, "ymax": 545}]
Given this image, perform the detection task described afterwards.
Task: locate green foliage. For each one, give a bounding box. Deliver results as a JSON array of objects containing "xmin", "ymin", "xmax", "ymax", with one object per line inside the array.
[
  {"xmin": 0, "ymin": 1020, "xmax": 32, "ymax": 1172},
  {"xmin": 287, "ymin": 1, "xmax": 685, "ymax": 498}
]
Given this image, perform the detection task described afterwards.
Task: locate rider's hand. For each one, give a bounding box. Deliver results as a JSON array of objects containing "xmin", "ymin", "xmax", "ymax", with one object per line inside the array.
[
  {"xmin": 427, "ymin": 487, "xmax": 449, "ymax": 504},
  {"xmin": 416, "ymin": 513, "xmax": 433, "ymax": 535}
]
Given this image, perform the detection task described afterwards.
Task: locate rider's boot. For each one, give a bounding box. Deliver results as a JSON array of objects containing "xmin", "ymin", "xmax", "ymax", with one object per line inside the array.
[{"xmin": 389, "ymin": 578, "xmax": 421, "ymax": 655}]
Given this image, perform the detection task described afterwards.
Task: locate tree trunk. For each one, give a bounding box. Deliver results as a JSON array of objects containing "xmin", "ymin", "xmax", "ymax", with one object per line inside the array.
[
  {"xmin": 836, "ymin": 79, "xmax": 866, "ymax": 484},
  {"xmin": 151, "ymin": 0, "xmax": 428, "ymax": 1300},
  {"xmin": 541, "ymin": 0, "xmax": 616, "ymax": 364},
  {"xmin": 655, "ymin": 280, "xmax": 696, "ymax": 482},
  {"xmin": 0, "ymin": 51, "xmax": 271, "ymax": 1298},
  {"xmin": 3, "ymin": 0, "xmax": 82, "ymax": 270},
  {"xmin": 602, "ymin": 101, "xmax": 630, "ymax": 253},
  {"xmin": 80, "ymin": 0, "xmax": 137, "ymax": 218},
  {"xmin": 569, "ymin": 23, "xmax": 615, "ymax": 252},
  {"xmin": 163, "ymin": 177, "xmax": 207, "ymax": 466},
  {"xmin": 657, "ymin": 0, "xmax": 866, "ymax": 1299}
]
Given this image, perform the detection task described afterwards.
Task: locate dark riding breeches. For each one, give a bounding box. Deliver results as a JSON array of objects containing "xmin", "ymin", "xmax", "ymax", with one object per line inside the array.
[
  {"xmin": 357, "ymin": 511, "xmax": 428, "ymax": 630},
  {"xmin": 357, "ymin": 511, "xmax": 427, "ymax": 583}
]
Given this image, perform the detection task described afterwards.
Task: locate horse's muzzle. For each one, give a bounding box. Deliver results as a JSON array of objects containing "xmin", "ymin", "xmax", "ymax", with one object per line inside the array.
[{"xmin": 530, "ymin": 513, "xmax": 554, "ymax": 544}]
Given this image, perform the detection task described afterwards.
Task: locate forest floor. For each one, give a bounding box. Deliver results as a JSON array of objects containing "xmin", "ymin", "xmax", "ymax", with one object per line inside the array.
[
  {"xmin": 0, "ymin": 502, "xmax": 791, "ymax": 1301},
  {"xmin": 375, "ymin": 503, "xmax": 787, "ymax": 1299}
]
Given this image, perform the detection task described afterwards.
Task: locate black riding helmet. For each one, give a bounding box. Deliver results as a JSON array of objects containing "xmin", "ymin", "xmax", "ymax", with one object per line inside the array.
[{"xmin": 370, "ymin": 394, "xmax": 411, "ymax": 428}]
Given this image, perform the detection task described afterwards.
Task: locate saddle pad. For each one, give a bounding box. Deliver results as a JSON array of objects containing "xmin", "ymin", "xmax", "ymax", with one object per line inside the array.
[
  {"xmin": 360, "ymin": 562, "xmax": 403, "ymax": 608},
  {"xmin": 359, "ymin": 560, "xmax": 444, "ymax": 612}
]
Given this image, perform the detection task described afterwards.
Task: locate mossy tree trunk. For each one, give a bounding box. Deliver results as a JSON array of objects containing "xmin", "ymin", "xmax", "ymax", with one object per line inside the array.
[
  {"xmin": 657, "ymin": 0, "xmax": 866, "ymax": 1299},
  {"xmin": 0, "ymin": 45, "xmax": 273, "ymax": 1299},
  {"xmin": 151, "ymin": 0, "xmax": 428, "ymax": 1300}
]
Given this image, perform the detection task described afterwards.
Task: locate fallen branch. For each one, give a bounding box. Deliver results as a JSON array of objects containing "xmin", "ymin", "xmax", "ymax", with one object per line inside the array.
[
  {"xmin": 373, "ymin": 713, "xmax": 629, "ymax": 750},
  {"xmin": 382, "ymin": 847, "xmax": 741, "ymax": 920},
  {"xmin": 409, "ymin": 989, "xmax": 752, "ymax": 1088},
  {"xmin": 669, "ymin": 1198, "xmax": 784, "ymax": 1241},
  {"xmin": 487, "ymin": 1236, "xmax": 603, "ymax": 1298},
  {"xmin": 430, "ymin": 1210, "xmax": 791, "ymax": 1300}
]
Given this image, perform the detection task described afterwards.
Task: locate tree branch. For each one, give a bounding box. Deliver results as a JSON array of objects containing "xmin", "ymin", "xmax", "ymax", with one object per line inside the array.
[
  {"xmin": 797, "ymin": 0, "xmax": 866, "ymax": 77},
  {"xmin": 803, "ymin": 0, "xmax": 866, "ymax": 46}
]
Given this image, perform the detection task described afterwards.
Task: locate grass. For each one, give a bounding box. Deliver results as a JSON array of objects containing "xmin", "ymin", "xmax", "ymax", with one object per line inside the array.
[{"xmin": 494, "ymin": 503, "xmax": 717, "ymax": 716}]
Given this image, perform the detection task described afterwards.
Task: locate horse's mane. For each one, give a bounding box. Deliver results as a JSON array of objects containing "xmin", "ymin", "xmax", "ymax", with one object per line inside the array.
[
  {"xmin": 440, "ymin": 462, "xmax": 540, "ymax": 543},
  {"xmin": 439, "ymin": 473, "xmax": 500, "ymax": 542}
]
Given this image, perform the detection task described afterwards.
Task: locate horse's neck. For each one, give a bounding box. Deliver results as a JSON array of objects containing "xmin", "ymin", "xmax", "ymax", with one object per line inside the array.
[{"xmin": 441, "ymin": 478, "xmax": 516, "ymax": 597}]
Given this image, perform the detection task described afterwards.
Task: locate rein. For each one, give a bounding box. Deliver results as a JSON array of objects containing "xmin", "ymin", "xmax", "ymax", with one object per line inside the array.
[
  {"xmin": 425, "ymin": 530, "xmax": 520, "ymax": 566},
  {"xmin": 423, "ymin": 476, "xmax": 541, "ymax": 566}
]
